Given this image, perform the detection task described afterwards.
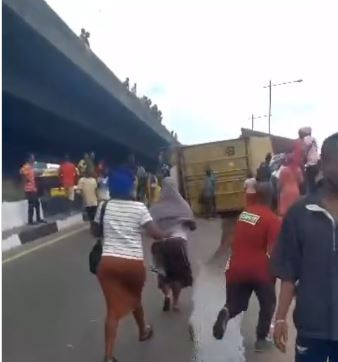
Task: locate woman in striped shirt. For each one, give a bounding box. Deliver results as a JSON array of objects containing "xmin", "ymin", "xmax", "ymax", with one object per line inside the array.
[{"xmin": 94, "ymin": 168, "xmax": 167, "ymax": 362}]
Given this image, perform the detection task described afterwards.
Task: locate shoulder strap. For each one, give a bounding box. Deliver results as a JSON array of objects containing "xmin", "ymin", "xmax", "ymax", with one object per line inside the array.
[{"xmin": 99, "ymin": 200, "xmax": 109, "ymax": 238}]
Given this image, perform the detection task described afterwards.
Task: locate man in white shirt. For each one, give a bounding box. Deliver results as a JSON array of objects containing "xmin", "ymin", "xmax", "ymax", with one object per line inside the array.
[
  {"xmin": 303, "ymin": 128, "xmax": 320, "ymax": 193},
  {"xmin": 78, "ymin": 171, "xmax": 98, "ymax": 221}
]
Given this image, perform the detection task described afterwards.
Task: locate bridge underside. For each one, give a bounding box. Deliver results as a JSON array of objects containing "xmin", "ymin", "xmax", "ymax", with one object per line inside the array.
[{"xmin": 2, "ymin": 1, "xmax": 171, "ymax": 175}]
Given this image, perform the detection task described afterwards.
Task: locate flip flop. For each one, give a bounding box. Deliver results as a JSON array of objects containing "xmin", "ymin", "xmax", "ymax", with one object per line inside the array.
[{"xmin": 139, "ymin": 325, "xmax": 154, "ymax": 342}]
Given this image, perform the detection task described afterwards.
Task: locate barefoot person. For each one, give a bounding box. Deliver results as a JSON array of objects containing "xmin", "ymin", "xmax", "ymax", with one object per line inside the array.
[
  {"xmin": 150, "ymin": 177, "xmax": 196, "ymax": 311},
  {"xmin": 272, "ymin": 133, "xmax": 338, "ymax": 361},
  {"xmin": 213, "ymin": 183, "xmax": 281, "ymax": 352},
  {"xmin": 94, "ymin": 169, "xmax": 167, "ymax": 362}
]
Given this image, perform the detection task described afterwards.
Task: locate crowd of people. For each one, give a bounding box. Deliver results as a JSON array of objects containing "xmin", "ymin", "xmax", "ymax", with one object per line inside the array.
[
  {"xmin": 19, "ymin": 129, "xmax": 338, "ymax": 362},
  {"xmin": 244, "ymin": 126, "xmax": 321, "ymax": 217},
  {"xmin": 214, "ymin": 131, "xmax": 338, "ymax": 361},
  {"xmin": 19, "ymin": 151, "xmax": 172, "ymax": 225}
]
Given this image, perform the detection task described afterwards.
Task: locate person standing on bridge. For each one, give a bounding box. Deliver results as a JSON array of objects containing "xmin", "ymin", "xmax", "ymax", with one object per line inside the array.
[
  {"xmin": 272, "ymin": 133, "xmax": 338, "ymax": 362},
  {"xmin": 213, "ymin": 182, "xmax": 281, "ymax": 352},
  {"xmin": 94, "ymin": 168, "xmax": 168, "ymax": 362},
  {"xmin": 20, "ymin": 154, "xmax": 45, "ymax": 225}
]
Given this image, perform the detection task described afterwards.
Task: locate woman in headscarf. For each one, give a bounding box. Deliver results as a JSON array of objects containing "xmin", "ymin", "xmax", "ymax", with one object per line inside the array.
[
  {"xmin": 278, "ymin": 153, "xmax": 303, "ymax": 217},
  {"xmin": 94, "ymin": 168, "xmax": 167, "ymax": 362},
  {"xmin": 150, "ymin": 177, "xmax": 196, "ymax": 312}
]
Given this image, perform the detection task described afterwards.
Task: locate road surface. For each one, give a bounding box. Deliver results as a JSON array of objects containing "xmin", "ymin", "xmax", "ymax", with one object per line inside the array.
[{"xmin": 3, "ymin": 220, "xmax": 296, "ymax": 361}]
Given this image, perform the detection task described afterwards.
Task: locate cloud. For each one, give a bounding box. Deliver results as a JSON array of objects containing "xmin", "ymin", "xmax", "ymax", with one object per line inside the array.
[{"xmin": 46, "ymin": 0, "xmax": 338, "ymax": 145}]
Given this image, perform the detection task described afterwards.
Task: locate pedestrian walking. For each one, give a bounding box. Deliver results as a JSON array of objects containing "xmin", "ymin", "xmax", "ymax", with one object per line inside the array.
[
  {"xmin": 78, "ymin": 153, "xmax": 89, "ymax": 177},
  {"xmin": 58, "ymin": 154, "xmax": 78, "ymax": 212},
  {"xmin": 78, "ymin": 170, "xmax": 98, "ymax": 222},
  {"xmin": 200, "ymin": 168, "xmax": 217, "ymax": 218},
  {"xmin": 272, "ymin": 132, "xmax": 338, "ymax": 362},
  {"xmin": 136, "ymin": 164, "xmax": 147, "ymax": 203},
  {"xmin": 213, "ymin": 183, "xmax": 281, "ymax": 352},
  {"xmin": 97, "ymin": 170, "xmax": 110, "ymax": 202},
  {"xmin": 148, "ymin": 174, "xmax": 161, "ymax": 206},
  {"xmin": 20, "ymin": 154, "xmax": 45, "ymax": 225},
  {"xmin": 93, "ymin": 168, "xmax": 167, "ymax": 362},
  {"xmin": 278, "ymin": 153, "xmax": 303, "ymax": 217},
  {"xmin": 150, "ymin": 177, "xmax": 196, "ymax": 312},
  {"xmin": 244, "ymin": 171, "xmax": 257, "ymax": 207}
]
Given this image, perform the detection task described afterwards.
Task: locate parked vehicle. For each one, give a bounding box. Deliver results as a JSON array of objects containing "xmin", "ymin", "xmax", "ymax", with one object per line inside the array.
[{"xmin": 173, "ymin": 136, "xmax": 273, "ymax": 214}]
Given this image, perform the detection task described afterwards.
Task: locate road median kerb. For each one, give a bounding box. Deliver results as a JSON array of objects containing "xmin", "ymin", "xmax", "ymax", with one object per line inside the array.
[{"xmin": 2, "ymin": 214, "xmax": 84, "ymax": 253}]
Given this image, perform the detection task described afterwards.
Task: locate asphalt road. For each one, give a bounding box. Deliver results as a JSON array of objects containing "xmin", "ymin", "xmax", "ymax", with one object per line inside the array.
[{"xmin": 3, "ymin": 219, "xmax": 296, "ymax": 362}]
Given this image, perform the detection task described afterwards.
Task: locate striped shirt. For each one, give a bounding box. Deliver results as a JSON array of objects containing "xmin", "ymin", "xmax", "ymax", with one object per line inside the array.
[{"xmin": 95, "ymin": 200, "xmax": 153, "ymax": 260}]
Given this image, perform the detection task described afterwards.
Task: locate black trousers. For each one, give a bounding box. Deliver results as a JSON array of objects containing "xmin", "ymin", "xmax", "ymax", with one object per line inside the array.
[
  {"xmin": 86, "ymin": 206, "xmax": 97, "ymax": 222},
  {"xmin": 295, "ymin": 337, "xmax": 338, "ymax": 362},
  {"xmin": 226, "ymin": 282, "xmax": 276, "ymax": 339},
  {"xmin": 26, "ymin": 191, "xmax": 41, "ymax": 224}
]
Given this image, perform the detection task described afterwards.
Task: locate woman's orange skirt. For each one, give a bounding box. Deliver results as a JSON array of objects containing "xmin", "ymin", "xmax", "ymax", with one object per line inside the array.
[{"xmin": 97, "ymin": 256, "xmax": 146, "ymax": 319}]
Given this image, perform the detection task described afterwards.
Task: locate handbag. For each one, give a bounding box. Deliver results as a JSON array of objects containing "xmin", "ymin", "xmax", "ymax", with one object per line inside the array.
[{"xmin": 89, "ymin": 200, "xmax": 108, "ymax": 275}]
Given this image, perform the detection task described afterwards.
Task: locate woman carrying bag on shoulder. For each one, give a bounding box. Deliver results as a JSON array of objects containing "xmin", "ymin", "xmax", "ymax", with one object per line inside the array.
[{"xmin": 92, "ymin": 169, "xmax": 167, "ymax": 362}]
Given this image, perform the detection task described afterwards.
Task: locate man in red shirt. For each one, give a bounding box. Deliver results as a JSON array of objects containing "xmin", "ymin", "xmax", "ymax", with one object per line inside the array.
[
  {"xmin": 20, "ymin": 153, "xmax": 44, "ymax": 225},
  {"xmin": 58, "ymin": 155, "xmax": 78, "ymax": 208},
  {"xmin": 213, "ymin": 182, "xmax": 281, "ymax": 352}
]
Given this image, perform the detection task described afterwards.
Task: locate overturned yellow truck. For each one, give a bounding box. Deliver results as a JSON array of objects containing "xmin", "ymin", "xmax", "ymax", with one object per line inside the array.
[{"xmin": 171, "ymin": 136, "xmax": 275, "ymax": 214}]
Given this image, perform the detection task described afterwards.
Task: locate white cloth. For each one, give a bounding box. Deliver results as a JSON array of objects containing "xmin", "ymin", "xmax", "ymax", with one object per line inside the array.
[
  {"xmin": 304, "ymin": 135, "xmax": 320, "ymax": 166},
  {"xmin": 166, "ymin": 223, "xmax": 189, "ymax": 240},
  {"xmin": 78, "ymin": 177, "xmax": 98, "ymax": 207},
  {"xmin": 95, "ymin": 200, "xmax": 152, "ymax": 260},
  {"xmin": 244, "ymin": 178, "xmax": 257, "ymax": 194}
]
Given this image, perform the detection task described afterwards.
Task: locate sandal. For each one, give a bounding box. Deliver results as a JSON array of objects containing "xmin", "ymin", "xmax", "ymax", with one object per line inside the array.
[{"xmin": 139, "ymin": 325, "xmax": 154, "ymax": 342}]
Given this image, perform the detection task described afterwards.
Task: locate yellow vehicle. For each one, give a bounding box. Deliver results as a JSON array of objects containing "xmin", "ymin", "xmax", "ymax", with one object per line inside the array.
[{"xmin": 173, "ymin": 136, "xmax": 273, "ymax": 214}]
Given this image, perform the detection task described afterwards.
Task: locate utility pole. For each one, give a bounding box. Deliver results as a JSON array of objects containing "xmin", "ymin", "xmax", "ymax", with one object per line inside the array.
[
  {"xmin": 249, "ymin": 114, "xmax": 269, "ymax": 131},
  {"xmin": 263, "ymin": 79, "xmax": 302, "ymax": 135},
  {"xmin": 268, "ymin": 80, "xmax": 272, "ymax": 134}
]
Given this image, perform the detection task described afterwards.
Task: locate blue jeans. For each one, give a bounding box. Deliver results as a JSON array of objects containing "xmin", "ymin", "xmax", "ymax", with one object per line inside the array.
[{"xmin": 295, "ymin": 337, "xmax": 338, "ymax": 362}]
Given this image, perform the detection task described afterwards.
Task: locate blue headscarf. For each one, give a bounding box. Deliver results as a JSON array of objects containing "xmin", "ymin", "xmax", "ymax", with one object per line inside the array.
[{"xmin": 108, "ymin": 167, "xmax": 135, "ymax": 199}]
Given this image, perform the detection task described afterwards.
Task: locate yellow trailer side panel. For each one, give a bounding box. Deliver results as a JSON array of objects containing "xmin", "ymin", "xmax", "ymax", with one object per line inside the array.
[{"xmin": 178, "ymin": 136, "xmax": 272, "ymax": 213}]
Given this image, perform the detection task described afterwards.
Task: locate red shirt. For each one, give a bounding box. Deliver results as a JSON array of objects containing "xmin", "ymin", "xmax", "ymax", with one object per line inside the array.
[
  {"xmin": 226, "ymin": 205, "xmax": 281, "ymax": 283},
  {"xmin": 293, "ymin": 138, "xmax": 305, "ymax": 168},
  {"xmin": 20, "ymin": 163, "xmax": 37, "ymax": 192},
  {"xmin": 59, "ymin": 162, "xmax": 77, "ymax": 188}
]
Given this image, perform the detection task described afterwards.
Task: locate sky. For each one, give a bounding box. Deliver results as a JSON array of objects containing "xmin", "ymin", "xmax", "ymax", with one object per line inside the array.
[{"xmin": 46, "ymin": 0, "xmax": 338, "ymax": 145}]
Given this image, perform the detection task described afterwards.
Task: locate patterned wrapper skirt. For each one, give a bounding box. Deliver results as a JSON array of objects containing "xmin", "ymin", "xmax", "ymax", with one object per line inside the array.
[
  {"xmin": 97, "ymin": 256, "xmax": 146, "ymax": 319},
  {"xmin": 151, "ymin": 237, "xmax": 193, "ymax": 289}
]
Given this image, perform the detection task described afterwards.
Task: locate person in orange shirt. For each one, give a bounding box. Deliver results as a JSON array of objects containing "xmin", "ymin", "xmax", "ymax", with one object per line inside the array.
[
  {"xmin": 59, "ymin": 155, "xmax": 78, "ymax": 211},
  {"xmin": 20, "ymin": 154, "xmax": 44, "ymax": 225}
]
